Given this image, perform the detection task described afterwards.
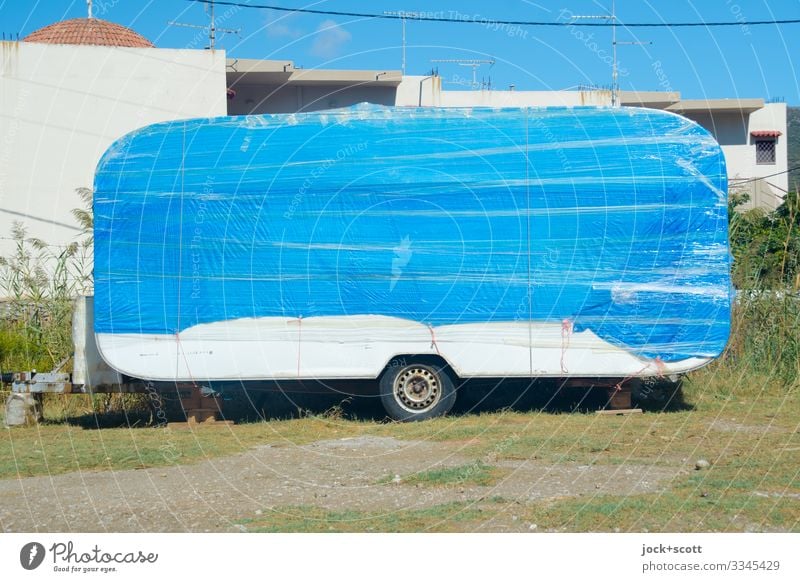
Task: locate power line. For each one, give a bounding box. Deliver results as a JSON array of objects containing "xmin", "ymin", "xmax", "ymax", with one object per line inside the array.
[
  {"xmin": 188, "ymin": 0, "xmax": 800, "ymax": 28},
  {"xmin": 732, "ymin": 166, "xmax": 800, "ymax": 185}
]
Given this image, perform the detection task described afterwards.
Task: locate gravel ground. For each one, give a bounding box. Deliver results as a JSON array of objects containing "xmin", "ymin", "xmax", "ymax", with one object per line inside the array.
[{"xmin": 0, "ymin": 435, "xmax": 679, "ymax": 532}]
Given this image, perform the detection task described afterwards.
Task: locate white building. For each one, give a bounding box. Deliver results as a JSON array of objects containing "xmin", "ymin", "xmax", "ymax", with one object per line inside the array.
[
  {"xmin": 664, "ymin": 99, "xmax": 787, "ymax": 210},
  {"xmin": 0, "ymin": 18, "xmax": 227, "ymax": 260},
  {"xmin": 0, "ymin": 17, "xmax": 788, "ymax": 263}
]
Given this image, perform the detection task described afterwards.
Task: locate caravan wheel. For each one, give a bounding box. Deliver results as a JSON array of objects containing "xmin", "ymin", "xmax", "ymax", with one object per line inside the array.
[{"xmin": 379, "ymin": 359, "xmax": 456, "ymax": 421}]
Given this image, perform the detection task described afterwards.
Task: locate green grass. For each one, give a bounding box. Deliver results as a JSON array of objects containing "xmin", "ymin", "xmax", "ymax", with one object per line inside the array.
[
  {"xmin": 238, "ymin": 488, "xmax": 800, "ymax": 533},
  {"xmin": 238, "ymin": 502, "xmax": 492, "ymax": 533},
  {"xmin": 2, "ymin": 382, "xmax": 798, "ymax": 532},
  {"xmin": 237, "ymin": 425, "xmax": 800, "ymax": 532},
  {"xmin": 2, "ymin": 383, "xmax": 798, "ymax": 479},
  {"xmin": 514, "ymin": 490, "xmax": 800, "ymax": 532},
  {"xmin": 0, "ymin": 394, "xmax": 367, "ymax": 478},
  {"xmin": 2, "ymin": 291, "xmax": 799, "ymax": 532},
  {"xmin": 383, "ymin": 460, "xmax": 504, "ymax": 488}
]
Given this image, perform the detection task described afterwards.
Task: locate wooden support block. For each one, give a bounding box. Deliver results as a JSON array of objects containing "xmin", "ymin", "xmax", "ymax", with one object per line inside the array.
[
  {"xmin": 186, "ymin": 408, "xmax": 218, "ymax": 423},
  {"xmin": 175, "ymin": 384, "xmax": 231, "ymax": 426},
  {"xmin": 596, "ymin": 408, "xmax": 643, "ymax": 416},
  {"xmin": 169, "ymin": 419, "xmax": 235, "ymax": 428},
  {"xmin": 596, "ymin": 382, "xmax": 642, "ymax": 415},
  {"xmin": 607, "ymin": 385, "xmax": 633, "ymax": 409}
]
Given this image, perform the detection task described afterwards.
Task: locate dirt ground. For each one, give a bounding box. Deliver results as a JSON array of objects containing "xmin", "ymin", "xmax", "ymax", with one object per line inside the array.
[{"xmin": 0, "ymin": 434, "xmax": 680, "ymax": 532}]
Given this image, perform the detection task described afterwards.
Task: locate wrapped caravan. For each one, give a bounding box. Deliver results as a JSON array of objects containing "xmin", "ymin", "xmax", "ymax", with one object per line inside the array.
[{"xmin": 92, "ymin": 105, "xmax": 731, "ymax": 420}]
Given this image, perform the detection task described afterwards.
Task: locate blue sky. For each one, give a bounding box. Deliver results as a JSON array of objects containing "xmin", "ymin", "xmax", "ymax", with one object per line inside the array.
[{"xmin": 3, "ymin": 0, "xmax": 799, "ymax": 104}]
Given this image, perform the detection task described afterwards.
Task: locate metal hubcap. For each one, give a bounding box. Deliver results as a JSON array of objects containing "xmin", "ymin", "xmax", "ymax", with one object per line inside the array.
[{"xmin": 395, "ymin": 367, "xmax": 440, "ymax": 412}]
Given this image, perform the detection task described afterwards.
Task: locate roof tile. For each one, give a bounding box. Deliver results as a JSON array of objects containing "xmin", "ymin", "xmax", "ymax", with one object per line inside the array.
[{"xmin": 23, "ymin": 18, "xmax": 153, "ymax": 48}]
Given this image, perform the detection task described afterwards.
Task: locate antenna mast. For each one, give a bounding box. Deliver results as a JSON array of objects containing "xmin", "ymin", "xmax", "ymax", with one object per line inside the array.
[
  {"xmin": 431, "ymin": 59, "xmax": 495, "ymax": 90},
  {"xmin": 569, "ymin": 2, "xmax": 650, "ymax": 107},
  {"xmin": 383, "ymin": 11, "xmax": 420, "ymax": 75},
  {"xmin": 168, "ymin": 0, "xmax": 240, "ymax": 50}
]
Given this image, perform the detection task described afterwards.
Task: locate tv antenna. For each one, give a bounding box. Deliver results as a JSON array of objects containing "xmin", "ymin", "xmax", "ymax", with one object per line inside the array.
[
  {"xmin": 568, "ymin": 1, "xmax": 650, "ymax": 107},
  {"xmin": 168, "ymin": 0, "xmax": 240, "ymax": 50},
  {"xmin": 431, "ymin": 59, "xmax": 495, "ymax": 90},
  {"xmin": 383, "ymin": 11, "xmax": 422, "ymax": 75}
]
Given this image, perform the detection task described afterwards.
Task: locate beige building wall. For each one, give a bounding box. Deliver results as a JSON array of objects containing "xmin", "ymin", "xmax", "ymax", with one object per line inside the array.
[
  {"xmin": 397, "ymin": 76, "xmax": 612, "ymax": 108},
  {"xmin": 228, "ymin": 83, "xmax": 397, "ymax": 114}
]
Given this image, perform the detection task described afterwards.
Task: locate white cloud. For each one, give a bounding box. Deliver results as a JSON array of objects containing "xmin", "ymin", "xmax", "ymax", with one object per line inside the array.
[
  {"xmin": 265, "ymin": 14, "xmax": 303, "ymax": 39},
  {"xmin": 268, "ymin": 23, "xmax": 303, "ymax": 39},
  {"xmin": 309, "ymin": 19, "xmax": 351, "ymax": 59}
]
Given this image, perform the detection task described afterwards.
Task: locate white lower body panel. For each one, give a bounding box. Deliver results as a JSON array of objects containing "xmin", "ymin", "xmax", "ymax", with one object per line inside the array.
[{"xmin": 95, "ymin": 315, "xmax": 710, "ymax": 382}]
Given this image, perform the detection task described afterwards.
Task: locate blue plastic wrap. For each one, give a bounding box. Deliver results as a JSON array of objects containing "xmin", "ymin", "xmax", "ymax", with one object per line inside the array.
[{"xmin": 93, "ymin": 104, "xmax": 730, "ymax": 381}]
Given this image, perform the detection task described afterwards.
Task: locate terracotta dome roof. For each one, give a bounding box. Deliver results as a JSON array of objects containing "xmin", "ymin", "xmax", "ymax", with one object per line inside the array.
[{"xmin": 23, "ymin": 18, "xmax": 154, "ymax": 48}]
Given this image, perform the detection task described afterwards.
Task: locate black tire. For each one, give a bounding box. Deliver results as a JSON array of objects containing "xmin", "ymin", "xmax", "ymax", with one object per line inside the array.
[{"xmin": 379, "ymin": 358, "xmax": 457, "ymax": 421}]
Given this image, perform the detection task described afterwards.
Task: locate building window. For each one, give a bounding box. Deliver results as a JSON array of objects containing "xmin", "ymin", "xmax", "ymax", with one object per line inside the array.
[{"xmin": 755, "ymin": 139, "xmax": 776, "ymax": 165}]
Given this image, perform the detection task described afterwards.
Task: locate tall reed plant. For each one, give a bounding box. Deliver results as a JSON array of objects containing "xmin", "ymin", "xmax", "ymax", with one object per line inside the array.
[{"xmin": 0, "ymin": 188, "xmax": 93, "ymax": 372}]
